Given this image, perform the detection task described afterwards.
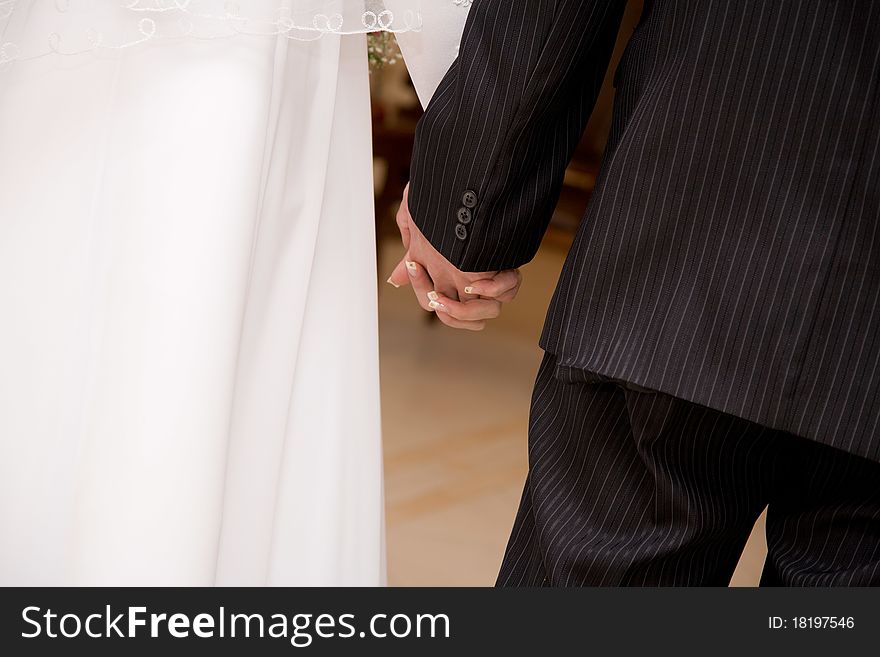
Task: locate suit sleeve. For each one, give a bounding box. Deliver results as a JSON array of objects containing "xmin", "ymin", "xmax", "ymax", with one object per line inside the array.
[{"xmin": 407, "ymin": 0, "xmax": 627, "ymax": 272}]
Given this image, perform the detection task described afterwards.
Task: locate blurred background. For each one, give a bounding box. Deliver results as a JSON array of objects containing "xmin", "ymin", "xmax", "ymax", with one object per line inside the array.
[{"xmin": 371, "ymin": 0, "xmax": 766, "ymax": 587}]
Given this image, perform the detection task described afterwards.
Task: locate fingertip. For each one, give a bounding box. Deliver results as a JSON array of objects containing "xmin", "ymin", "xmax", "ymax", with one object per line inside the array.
[{"xmin": 387, "ymin": 260, "xmax": 410, "ymax": 288}]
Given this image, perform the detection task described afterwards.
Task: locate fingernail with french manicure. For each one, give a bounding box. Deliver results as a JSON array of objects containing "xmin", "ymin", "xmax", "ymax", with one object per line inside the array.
[
  {"xmin": 386, "ymin": 277, "xmax": 400, "ymax": 288},
  {"xmin": 464, "ymin": 286, "xmax": 475, "ymax": 295},
  {"xmin": 405, "ymin": 261, "xmax": 418, "ymax": 276},
  {"xmin": 429, "ymin": 300, "xmax": 445, "ymax": 311},
  {"xmin": 427, "ymin": 291, "xmax": 440, "ymax": 302}
]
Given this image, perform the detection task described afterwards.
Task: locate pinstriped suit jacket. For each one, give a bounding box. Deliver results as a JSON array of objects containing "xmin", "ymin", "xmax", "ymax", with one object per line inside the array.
[
  {"xmin": 410, "ymin": 0, "xmax": 880, "ymax": 460},
  {"xmin": 408, "ymin": 0, "xmax": 880, "ymax": 463}
]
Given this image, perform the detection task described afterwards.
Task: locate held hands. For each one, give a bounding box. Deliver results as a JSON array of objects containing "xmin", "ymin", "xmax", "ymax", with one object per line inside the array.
[{"xmin": 386, "ymin": 185, "xmax": 522, "ymax": 331}]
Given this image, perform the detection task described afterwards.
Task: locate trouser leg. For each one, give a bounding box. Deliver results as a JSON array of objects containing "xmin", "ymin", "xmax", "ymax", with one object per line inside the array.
[
  {"xmin": 761, "ymin": 438, "xmax": 880, "ymax": 586},
  {"xmin": 498, "ymin": 353, "xmax": 782, "ymax": 586}
]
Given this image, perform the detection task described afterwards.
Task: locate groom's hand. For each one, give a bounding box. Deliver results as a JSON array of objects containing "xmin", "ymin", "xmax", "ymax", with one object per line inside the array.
[{"xmin": 387, "ymin": 186, "xmax": 523, "ymax": 331}]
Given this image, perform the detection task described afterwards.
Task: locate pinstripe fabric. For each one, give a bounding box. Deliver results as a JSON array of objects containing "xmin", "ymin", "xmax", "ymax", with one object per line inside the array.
[
  {"xmin": 408, "ymin": 0, "xmax": 880, "ymax": 463},
  {"xmin": 497, "ymin": 353, "xmax": 880, "ymax": 586}
]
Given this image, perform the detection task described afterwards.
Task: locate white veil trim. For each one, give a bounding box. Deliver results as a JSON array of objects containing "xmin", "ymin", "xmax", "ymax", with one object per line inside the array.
[{"xmin": 0, "ymin": 1, "xmax": 425, "ymax": 66}]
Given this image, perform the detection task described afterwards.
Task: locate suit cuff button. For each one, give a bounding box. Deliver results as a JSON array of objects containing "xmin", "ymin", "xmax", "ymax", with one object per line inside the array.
[
  {"xmin": 456, "ymin": 207, "xmax": 472, "ymax": 224},
  {"xmin": 462, "ymin": 190, "xmax": 478, "ymax": 208},
  {"xmin": 455, "ymin": 224, "xmax": 468, "ymax": 241}
]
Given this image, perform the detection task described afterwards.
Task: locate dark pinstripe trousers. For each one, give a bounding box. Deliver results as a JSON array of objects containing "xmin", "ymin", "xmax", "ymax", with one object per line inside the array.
[{"xmin": 497, "ymin": 354, "xmax": 880, "ymax": 587}]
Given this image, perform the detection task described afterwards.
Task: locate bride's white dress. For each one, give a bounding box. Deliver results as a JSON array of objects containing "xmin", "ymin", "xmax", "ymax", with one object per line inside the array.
[{"xmin": 0, "ymin": 0, "xmax": 467, "ymax": 585}]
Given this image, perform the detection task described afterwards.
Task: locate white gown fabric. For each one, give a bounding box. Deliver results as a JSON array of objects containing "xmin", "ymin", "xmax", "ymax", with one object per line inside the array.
[{"xmin": 0, "ymin": 0, "xmax": 467, "ymax": 585}]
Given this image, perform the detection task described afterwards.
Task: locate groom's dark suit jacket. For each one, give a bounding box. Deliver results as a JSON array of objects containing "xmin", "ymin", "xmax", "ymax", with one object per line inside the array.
[{"xmin": 408, "ymin": 0, "xmax": 880, "ymax": 463}]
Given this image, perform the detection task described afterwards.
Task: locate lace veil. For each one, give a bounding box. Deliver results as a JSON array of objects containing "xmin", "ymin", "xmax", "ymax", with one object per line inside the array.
[{"xmin": 0, "ymin": 1, "xmax": 429, "ymax": 66}]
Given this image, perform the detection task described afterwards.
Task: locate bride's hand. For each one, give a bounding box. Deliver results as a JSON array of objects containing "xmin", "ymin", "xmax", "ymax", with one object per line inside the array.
[
  {"xmin": 410, "ymin": 264, "xmax": 523, "ymax": 331},
  {"xmin": 386, "ymin": 186, "xmax": 523, "ymax": 331}
]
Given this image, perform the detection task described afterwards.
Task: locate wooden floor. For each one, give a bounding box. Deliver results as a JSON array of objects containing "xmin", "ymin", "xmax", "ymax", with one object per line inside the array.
[{"xmin": 378, "ymin": 237, "xmax": 767, "ymax": 587}]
